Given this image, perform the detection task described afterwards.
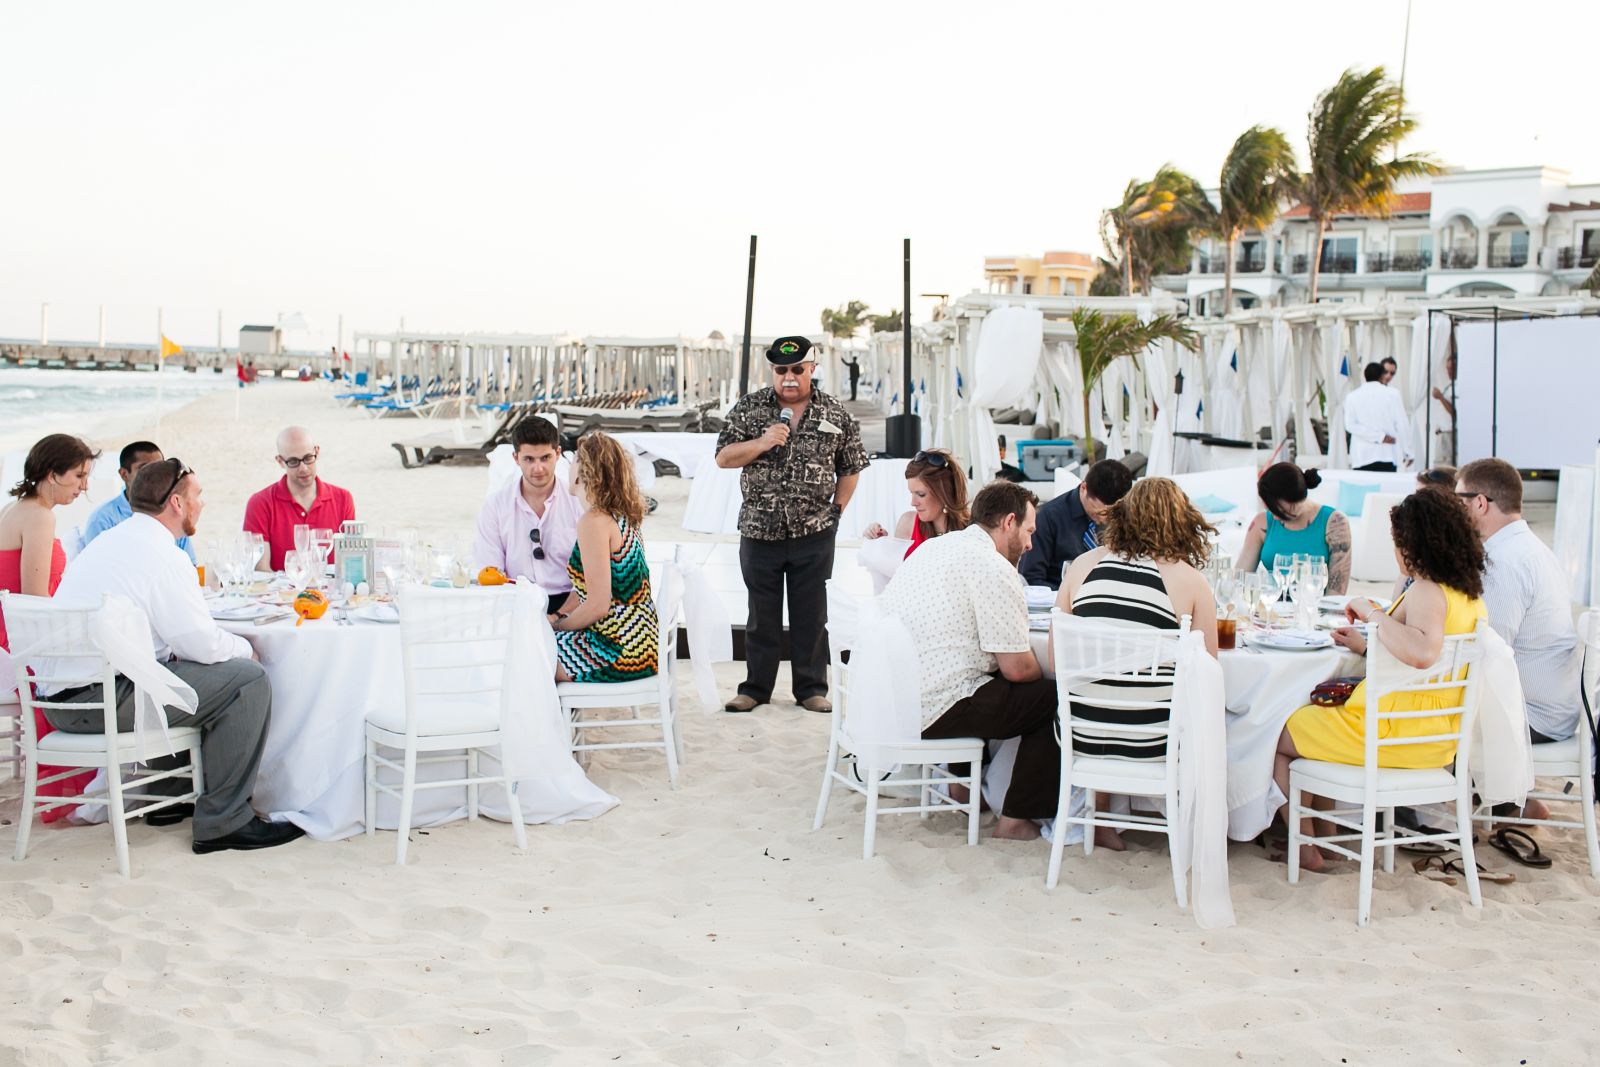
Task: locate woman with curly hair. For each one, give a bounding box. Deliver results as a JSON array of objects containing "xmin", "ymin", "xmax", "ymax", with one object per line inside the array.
[
  {"xmin": 549, "ymin": 432, "xmax": 659, "ymax": 683},
  {"xmin": 1273, "ymin": 489, "xmax": 1487, "ymax": 871},
  {"xmin": 861, "ymin": 448, "xmax": 970, "ymax": 558},
  {"xmin": 1054, "ymin": 477, "xmax": 1220, "ymax": 848}
]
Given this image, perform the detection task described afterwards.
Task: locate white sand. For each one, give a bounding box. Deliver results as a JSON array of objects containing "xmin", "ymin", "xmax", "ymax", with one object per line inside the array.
[{"xmin": 3, "ymin": 382, "xmax": 1599, "ymax": 1063}]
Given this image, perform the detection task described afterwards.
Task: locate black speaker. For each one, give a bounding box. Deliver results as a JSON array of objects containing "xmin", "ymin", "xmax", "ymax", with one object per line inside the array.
[{"xmin": 884, "ymin": 414, "xmax": 921, "ymax": 458}]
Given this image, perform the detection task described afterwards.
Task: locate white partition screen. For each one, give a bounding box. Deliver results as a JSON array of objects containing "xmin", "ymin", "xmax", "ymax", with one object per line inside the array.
[{"xmin": 1455, "ymin": 315, "xmax": 1600, "ymax": 470}]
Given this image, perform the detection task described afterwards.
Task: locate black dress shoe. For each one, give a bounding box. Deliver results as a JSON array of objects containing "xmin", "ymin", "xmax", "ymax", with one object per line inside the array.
[
  {"xmin": 192, "ymin": 817, "xmax": 306, "ymax": 855},
  {"xmin": 144, "ymin": 803, "xmax": 194, "ymax": 828}
]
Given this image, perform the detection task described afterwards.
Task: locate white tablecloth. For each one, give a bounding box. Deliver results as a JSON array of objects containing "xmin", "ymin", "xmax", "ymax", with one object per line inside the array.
[
  {"xmin": 683, "ymin": 456, "xmax": 912, "ymax": 537},
  {"xmin": 1025, "ymin": 630, "xmax": 1355, "ymax": 841},
  {"xmin": 224, "ymin": 593, "xmax": 617, "ymax": 840}
]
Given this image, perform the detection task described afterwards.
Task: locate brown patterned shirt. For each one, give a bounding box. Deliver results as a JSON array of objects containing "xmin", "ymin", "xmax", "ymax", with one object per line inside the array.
[{"xmin": 715, "ymin": 386, "xmax": 870, "ymax": 541}]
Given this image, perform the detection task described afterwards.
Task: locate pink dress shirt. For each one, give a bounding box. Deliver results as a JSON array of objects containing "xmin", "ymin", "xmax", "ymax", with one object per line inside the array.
[{"xmin": 473, "ymin": 476, "xmax": 580, "ymax": 594}]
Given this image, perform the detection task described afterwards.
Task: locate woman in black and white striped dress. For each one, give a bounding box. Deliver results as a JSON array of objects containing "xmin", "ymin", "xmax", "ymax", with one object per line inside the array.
[{"xmin": 1054, "ymin": 477, "xmax": 1220, "ymax": 848}]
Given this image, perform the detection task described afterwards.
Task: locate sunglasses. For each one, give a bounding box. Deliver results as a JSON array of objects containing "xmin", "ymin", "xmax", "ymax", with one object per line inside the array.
[
  {"xmin": 912, "ymin": 450, "xmax": 949, "ymax": 469},
  {"xmin": 155, "ymin": 457, "xmax": 194, "ymax": 508},
  {"xmin": 775, "ymin": 364, "xmax": 813, "ymax": 378},
  {"xmin": 1419, "ymin": 469, "xmax": 1454, "ymax": 485},
  {"xmin": 280, "ymin": 450, "xmax": 319, "ymax": 469},
  {"xmin": 528, "ymin": 527, "xmax": 545, "ymax": 561},
  {"xmin": 1455, "ymin": 490, "xmax": 1493, "ymax": 503}
]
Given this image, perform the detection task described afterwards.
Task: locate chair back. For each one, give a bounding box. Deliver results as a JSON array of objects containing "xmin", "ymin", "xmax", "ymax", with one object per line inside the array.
[
  {"xmin": 396, "ymin": 586, "xmax": 520, "ymax": 737},
  {"xmin": 1051, "ymin": 611, "xmax": 1191, "ymax": 762},
  {"xmin": 1362, "ymin": 618, "xmax": 1487, "ymax": 778},
  {"xmin": 1580, "ymin": 611, "xmax": 1600, "ymax": 751},
  {"xmin": 824, "ymin": 581, "xmax": 922, "ymax": 749},
  {"xmin": 0, "ymin": 593, "xmax": 118, "ymax": 747}
]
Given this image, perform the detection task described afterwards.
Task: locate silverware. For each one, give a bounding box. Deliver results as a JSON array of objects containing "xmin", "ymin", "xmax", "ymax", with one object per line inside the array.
[{"xmin": 254, "ymin": 612, "xmax": 293, "ymax": 626}]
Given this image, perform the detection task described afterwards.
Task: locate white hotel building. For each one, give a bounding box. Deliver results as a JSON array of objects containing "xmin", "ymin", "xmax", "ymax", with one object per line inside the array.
[{"xmin": 1154, "ymin": 165, "xmax": 1600, "ymax": 315}]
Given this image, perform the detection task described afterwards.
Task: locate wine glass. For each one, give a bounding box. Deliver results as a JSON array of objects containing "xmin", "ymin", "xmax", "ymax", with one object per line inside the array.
[
  {"xmin": 294, "ymin": 524, "xmax": 312, "ymax": 557},
  {"xmin": 283, "ymin": 550, "xmax": 308, "ymax": 591},
  {"xmin": 1256, "ymin": 571, "xmax": 1282, "ymax": 626},
  {"xmin": 1272, "ymin": 554, "xmax": 1293, "ymax": 601},
  {"xmin": 1301, "ymin": 559, "xmax": 1329, "ymax": 604}
]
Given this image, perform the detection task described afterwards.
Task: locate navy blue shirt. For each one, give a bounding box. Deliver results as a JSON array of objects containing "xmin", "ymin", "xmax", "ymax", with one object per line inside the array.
[{"xmin": 1017, "ymin": 486, "xmax": 1095, "ymax": 589}]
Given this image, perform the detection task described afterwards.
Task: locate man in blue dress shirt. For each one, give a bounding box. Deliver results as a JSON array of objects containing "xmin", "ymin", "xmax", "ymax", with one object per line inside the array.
[
  {"xmin": 1017, "ymin": 459, "xmax": 1132, "ymax": 590},
  {"xmin": 80, "ymin": 440, "xmax": 195, "ymax": 561}
]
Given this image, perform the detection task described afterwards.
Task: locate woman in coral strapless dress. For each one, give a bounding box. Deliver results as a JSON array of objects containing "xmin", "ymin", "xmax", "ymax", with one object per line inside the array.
[{"xmin": 0, "ymin": 434, "xmax": 100, "ymax": 820}]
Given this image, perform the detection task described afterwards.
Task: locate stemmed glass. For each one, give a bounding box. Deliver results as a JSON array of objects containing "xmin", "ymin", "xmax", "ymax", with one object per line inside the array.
[
  {"xmin": 1272, "ymin": 554, "xmax": 1293, "ymax": 602},
  {"xmin": 283, "ymin": 550, "xmax": 309, "ymax": 591},
  {"xmin": 294, "ymin": 524, "xmax": 313, "ymax": 558},
  {"xmin": 1255, "ymin": 570, "xmax": 1283, "ymax": 627}
]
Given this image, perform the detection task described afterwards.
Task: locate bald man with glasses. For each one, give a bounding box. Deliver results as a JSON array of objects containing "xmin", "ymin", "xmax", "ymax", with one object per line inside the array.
[{"xmin": 245, "ymin": 425, "xmax": 356, "ymax": 571}]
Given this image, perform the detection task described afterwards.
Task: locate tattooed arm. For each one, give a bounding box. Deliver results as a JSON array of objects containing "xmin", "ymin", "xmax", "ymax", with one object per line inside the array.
[{"xmin": 1324, "ymin": 510, "xmax": 1352, "ymax": 595}]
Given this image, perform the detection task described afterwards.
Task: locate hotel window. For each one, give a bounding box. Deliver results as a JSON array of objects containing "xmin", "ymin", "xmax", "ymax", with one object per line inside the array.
[
  {"xmin": 1580, "ymin": 227, "xmax": 1599, "ymax": 267},
  {"xmin": 1391, "ymin": 232, "xmax": 1433, "ymax": 270},
  {"xmin": 1487, "ymin": 214, "xmax": 1530, "ymax": 268},
  {"xmin": 1319, "ymin": 235, "xmax": 1358, "ymax": 273}
]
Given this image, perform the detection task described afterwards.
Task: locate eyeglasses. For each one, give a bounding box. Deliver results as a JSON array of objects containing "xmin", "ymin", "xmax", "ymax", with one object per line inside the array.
[
  {"xmin": 528, "ymin": 527, "xmax": 545, "ymax": 561},
  {"xmin": 775, "ymin": 364, "xmax": 813, "ymax": 378},
  {"xmin": 155, "ymin": 457, "xmax": 193, "ymax": 508},
  {"xmin": 280, "ymin": 450, "xmax": 318, "ymax": 469},
  {"xmin": 1455, "ymin": 490, "xmax": 1493, "ymax": 503},
  {"xmin": 912, "ymin": 450, "xmax": 949, "ymax": 469}
]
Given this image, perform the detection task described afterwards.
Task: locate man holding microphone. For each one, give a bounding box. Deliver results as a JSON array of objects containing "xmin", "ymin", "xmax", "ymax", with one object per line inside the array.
[{"xmin": 715, "ymin": 336, "xmax": 869, "ymax": 713}]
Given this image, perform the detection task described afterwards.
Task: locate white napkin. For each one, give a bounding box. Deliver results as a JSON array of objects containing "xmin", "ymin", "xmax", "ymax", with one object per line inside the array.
[{"xmin": 1025, "ymin": 585, "xmax": 1057, "ymax": 611}]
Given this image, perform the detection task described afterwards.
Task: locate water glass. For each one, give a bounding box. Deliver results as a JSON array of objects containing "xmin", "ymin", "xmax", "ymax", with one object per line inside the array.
[{"xmin": 294, "ymin": 524, "xmax": 312, "ymax": 557}]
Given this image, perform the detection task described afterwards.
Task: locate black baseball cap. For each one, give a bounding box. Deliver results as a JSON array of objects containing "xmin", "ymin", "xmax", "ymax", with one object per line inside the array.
[{"xmin": 766, "ymin": 336, "xmax": 814, "ymax": 365}]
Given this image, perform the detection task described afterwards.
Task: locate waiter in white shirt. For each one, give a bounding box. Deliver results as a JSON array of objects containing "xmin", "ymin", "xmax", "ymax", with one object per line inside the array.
[
  {"xmin": 43, "ymin": 459, "xmax": 303, "ymax": 855},
  {"xmin": 1342, "ymin": 361, "xmax": 1413, "ymax": 472}
]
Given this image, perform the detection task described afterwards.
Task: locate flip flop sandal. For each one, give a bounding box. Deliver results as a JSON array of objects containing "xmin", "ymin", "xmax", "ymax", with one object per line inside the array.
[
  {"xmin": 1488, "ymin": 827, "xmax": 1553, "ymax": 870},
  {"xmin": 1441, "ymin": 856, "xmax": 1516, "ymax": 885},
  {"xmin": 1411, "ymin": 856, "xmax": 1459, "ymax": 886},
  {"xmin": 1398, "ymin": 840, "xmax": 1451, "ymax": 855}
]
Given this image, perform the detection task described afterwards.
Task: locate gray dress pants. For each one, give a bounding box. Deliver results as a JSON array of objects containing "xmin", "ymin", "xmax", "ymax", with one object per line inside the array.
[{"xmin": 45, "ymin": 658, "xmax": 272, "ymax": 841}]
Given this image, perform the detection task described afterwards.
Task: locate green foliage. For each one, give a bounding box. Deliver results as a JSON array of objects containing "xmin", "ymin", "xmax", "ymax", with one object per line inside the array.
[
  {"xmin": 1099, "ymin": 165, "xmax": 1213, "ymax": 295},
  {"xmin": 1069, "ymin": 309, "xmax": 1198, "ymax": 456},
  {"xmin": 1291, "ymin": 66, "xmax": 1441, "ymax": 302},
  {"xmin": 1215, "ymin": 125, "xmax": 1298, "ymax": 314},
  {"xmin": 867, "ymin": 309, "xmax": 903, "ymax": 334},
  {"xmin": 819, "ymin": 300, "xmax": 871, "ymax": 339}
]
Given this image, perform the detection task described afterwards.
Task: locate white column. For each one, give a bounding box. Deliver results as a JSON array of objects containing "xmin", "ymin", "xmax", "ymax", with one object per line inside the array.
[
  {"xmin": 40, "ymin": 303, "xmax": 48, "ymax": 345},
  {"xmin": 216, "ymin": 308, "xmax": 223, "ymax": 354},
  {"xmin": 98, "ymin": 304, "xmax": 106, "ymax": 348}
]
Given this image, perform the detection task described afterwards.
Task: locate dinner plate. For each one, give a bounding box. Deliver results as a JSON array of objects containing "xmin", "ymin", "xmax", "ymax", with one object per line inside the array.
[
  {"xmin": 1245, "ymin": 629, "xmax": 1334, "ymax": 652},
  {"xmin": 209, "ymin": 598, "xmax": 270, "ymax": 621},
  {"xmin": 351, "ymin": 603, "xmax": 401, "ymax": 624}
]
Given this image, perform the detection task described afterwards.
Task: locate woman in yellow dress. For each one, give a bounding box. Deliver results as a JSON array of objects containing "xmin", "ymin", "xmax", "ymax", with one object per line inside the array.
[{"xmin": 1272, "ymin": 489, "xmax": 1487, "ymax": 871}]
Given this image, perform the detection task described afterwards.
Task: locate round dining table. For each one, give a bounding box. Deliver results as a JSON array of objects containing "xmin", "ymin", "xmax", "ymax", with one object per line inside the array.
[
  {"xmin": 220, "ymin": 587, "xmax": 617, "ymax": 840},
  {"xmin": 1026, "ymin": 628, "xmax": 1360, "ymax": 841}
]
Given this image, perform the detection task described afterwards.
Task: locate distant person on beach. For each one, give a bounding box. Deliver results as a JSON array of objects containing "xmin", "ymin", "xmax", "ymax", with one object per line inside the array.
[
  {"xmin": 1430, "ymin": 352, "xmax": 1457, "ymax": 464},
  {"xmin": 880, "ymin": 480, "xmax": 1058, "ymax": 840},
  {"xmin": 244, "ymin": 426, "xmax": 356, "ymax": 571},
  {"xmin": 845, "ymin": 356, "xmax": 861, "ymax": 401},
  {"xmin": 1342, "ymin": 362, "xmax": 1412, "ymax": 472},
  {"xmin": 549, "ymin": 432, "xmax": 659, "ymax": 684},
  {"xmin": 861, "ymin": 448, "xmax": 969, "ymax": 559},
  {"xmin": 1017, "ymin": 459, "xmax": 1133, "ymax": 590},
  {"xmin": 715, "ymin": 335, "xmax": 868, "ymax": 714},
  {"xmin": 81, "ymin": 440, "xmax": 195, "ymax": 561},
  {"xmin": 0, "ymin": 434, "xmax": 100, "ymax": 821},
  {"xmin": 473, "ymin": 415, "xmax": 578, "ymax": 595},
  {"xmin": 41, "ymin": 458, "xmax": 304, "ymax": 855}
]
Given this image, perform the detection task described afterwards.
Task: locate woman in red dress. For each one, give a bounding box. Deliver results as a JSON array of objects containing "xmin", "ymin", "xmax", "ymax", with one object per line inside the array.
[
  {"xmin": 0, "ymin": 434, "xmax": 99, "ymax": 819},
  {"xmin": 861, "ymin": 448, "xmax": 970, "ymax": 557}
]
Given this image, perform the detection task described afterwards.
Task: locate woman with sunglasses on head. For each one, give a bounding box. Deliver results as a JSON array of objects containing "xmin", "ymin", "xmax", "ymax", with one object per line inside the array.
[
  {"xmin": 0, "ymin": 434, "xmax": 100, "ymax": 820},
  {"xmin": 862, "ymin": 449, "xmax": 970, "ymax": 558},
  {"xmin": 549, "ymin": 432, "xmax": 659, "ymax": 684}
]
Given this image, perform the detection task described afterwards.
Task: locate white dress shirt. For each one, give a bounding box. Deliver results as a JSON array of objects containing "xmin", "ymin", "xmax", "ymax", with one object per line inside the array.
[
  {"xmin": 1342, "ymin": 381, "xmax": 1412, "ymax": 468},
  {"xmin": 42, "ymin": 514, "xmax": 251, "ymax": 693},
  {"xmin": 879, "ymin": 525, "xmax": 1031, "ymax": 726},
  {"xmin": 472, "ymin": 476, "xmax": 580, "ymax": 594},
  {"xmin": 1482, "ymin": 519, "xmax": 1582, "ymax": 740}
]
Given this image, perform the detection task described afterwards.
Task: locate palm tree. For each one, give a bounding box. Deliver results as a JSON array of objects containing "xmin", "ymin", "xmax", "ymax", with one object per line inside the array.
[
  {"xmin": 1293, "ymin": 66, "xmax": 1440, "ymax": 304},
  {"xmin": 1069, "ymin": 308, "xmax": 1197, "ymax": 459},
  {"xmin": 1213, "ymin": 125, "xmax": 1298, "ymax": 316},
  {"xmin": 1581, "ymin": 260, "xmax": 1600, "ymax": 293},
  {"xmin": 819, "ymin": 300, "xmax": 870, "ymax": 339},
  {"xmin": 1099, "ymin": 165, "xmax": 1213, "ymax": 295}
]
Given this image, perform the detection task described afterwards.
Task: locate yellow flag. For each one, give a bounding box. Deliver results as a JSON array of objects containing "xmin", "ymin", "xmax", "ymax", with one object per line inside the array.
[{"xmin": 159, "ymin": 334, "xmax": 183, "ymax": 359}]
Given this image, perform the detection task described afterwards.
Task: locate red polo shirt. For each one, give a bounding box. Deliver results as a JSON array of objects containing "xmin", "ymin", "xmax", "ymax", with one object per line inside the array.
[{"xmin": 242, "ymin": 477, "xmax": 357, "ymax": 570}]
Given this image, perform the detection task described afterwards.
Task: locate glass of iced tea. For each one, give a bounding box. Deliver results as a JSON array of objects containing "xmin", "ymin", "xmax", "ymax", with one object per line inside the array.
[{"xmin": 1216, "ymin": 613, "xmax": 1237, "ymax": 651}]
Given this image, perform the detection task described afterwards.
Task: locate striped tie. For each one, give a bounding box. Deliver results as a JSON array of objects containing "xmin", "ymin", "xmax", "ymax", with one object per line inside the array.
[{"xmin": 1083, "ymin": 522, "xmax": 1098, "ymax": 552}]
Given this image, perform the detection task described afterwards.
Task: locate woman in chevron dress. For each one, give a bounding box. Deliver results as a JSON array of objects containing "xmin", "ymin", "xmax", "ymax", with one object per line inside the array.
[{"xmin": 551, "ymin": 432, "xmax": 659, "ymax": 683}]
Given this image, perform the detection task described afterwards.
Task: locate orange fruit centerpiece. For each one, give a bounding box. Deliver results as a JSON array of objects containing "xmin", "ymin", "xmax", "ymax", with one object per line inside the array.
[
  {"xmin": 293, "ymin": 588, "xmax": 330, "ymax": 625},
  {"xmin": 477, "ymin": 566, "xmax": 508, "ymax": 586}
]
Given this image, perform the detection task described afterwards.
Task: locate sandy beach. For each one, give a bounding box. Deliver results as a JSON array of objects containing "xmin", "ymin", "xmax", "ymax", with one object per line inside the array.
[{"xmin": 3, "ymin": 381, "xmax": 1599, "ymax": 1065}]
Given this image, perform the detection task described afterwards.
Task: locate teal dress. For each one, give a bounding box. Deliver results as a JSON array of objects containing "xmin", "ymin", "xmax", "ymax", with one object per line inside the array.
[{"xmin": 1260, "ymin": 505, "xmax": 1335, "ymax": 566}]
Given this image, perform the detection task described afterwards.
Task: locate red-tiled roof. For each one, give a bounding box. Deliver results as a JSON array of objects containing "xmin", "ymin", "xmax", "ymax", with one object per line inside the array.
[
  {"xmin": 1280, "ymin": 192, "xmax": 1432, "ymax": 219},
  {"xmin": 1549, "ymin": 201, "xmax": 1600, "ymax": 213}
]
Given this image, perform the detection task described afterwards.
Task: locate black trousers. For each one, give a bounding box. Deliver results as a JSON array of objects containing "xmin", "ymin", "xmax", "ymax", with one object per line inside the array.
[
  {"xmin": 923, "ymin": 674, "xmax": 1061, "ymax": 820},
  {"xmin": 1355, "ymin": 461, "xmax": 1397, "ymax": 473},
  {"xmin": 738, "ymin": 527, "xmax": 835, "ymax": 703}
]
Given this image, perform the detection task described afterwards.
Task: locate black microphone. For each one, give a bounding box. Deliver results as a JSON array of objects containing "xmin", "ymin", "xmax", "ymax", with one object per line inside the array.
[{"xmin": 775, "ymin": 407, "xmax": 793, "ymax": 456}]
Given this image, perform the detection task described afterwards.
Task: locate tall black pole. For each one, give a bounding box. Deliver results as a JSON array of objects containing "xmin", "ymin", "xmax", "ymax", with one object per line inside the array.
[
  {"xmin": 1424, "ymin": 309, "xmax": 1433, "ymax": 466},
  {"xmin": 884, "ymin": 238, "xmax": 920, "ymax": 457},
  {"xmin": 902, "ymin": 237, "xmax": 912, "ymax": 416},
  {"xmin": 738, "ymin": 235, "xmax": 757, "ymax": 396},
  {"xmin": 1490, "ymin": 304, "xmax": 1500, "ymax": 457}
]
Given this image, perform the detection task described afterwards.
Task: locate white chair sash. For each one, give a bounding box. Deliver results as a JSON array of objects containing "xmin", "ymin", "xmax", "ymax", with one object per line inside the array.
[
  {"xmin": 677, "ymin": 561, "xmax": 732, "ymax": 712},
  {"xmin": 1170, "ymin": 636, "xmax": 1235, "ymax": 930},
  {"xmin": 841, "ymin": 598, "xmax": 922, "ymax": 753},
  {"xmin": 1467, "ymin": 627, "xmax": 1534, "ymax": 805}
]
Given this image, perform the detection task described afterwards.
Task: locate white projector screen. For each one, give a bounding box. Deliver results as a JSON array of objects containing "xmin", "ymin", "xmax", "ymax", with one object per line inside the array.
[{"xmin": 1454, "ymin": 315, "xmax": 1600, "ymax": 470}]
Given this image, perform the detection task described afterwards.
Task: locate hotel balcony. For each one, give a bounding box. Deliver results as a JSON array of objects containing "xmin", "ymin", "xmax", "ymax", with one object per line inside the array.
[
  {"xmin": 1440, "ymin": 249, "xmax": 1479, "ymax": 269},
  {"xmin": 1486, "ymin": 249, "xmax": 1530, "ymax": 269},
  {"xmin": 1365, "ymin": 252, "xmax": 1431, "ymax": 273},
  {"xmin": 1290, "ymin": 254, "xmax": 1358, "ymax": 275},
  {"xmin": 1556, "ymin": 246, "xmax": 1599, "ymax": 270}
]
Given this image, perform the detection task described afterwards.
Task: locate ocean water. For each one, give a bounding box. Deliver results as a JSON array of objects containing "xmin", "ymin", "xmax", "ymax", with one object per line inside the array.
[{"xmin": 0, "ymin": 365, "xmax": 233, "ymax": 446}]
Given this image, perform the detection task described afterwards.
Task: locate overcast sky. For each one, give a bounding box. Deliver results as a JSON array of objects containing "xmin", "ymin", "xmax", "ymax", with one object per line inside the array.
[{"xmin": 2, "ymin": 0, "xmax": 1595, "ymax": 349}]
